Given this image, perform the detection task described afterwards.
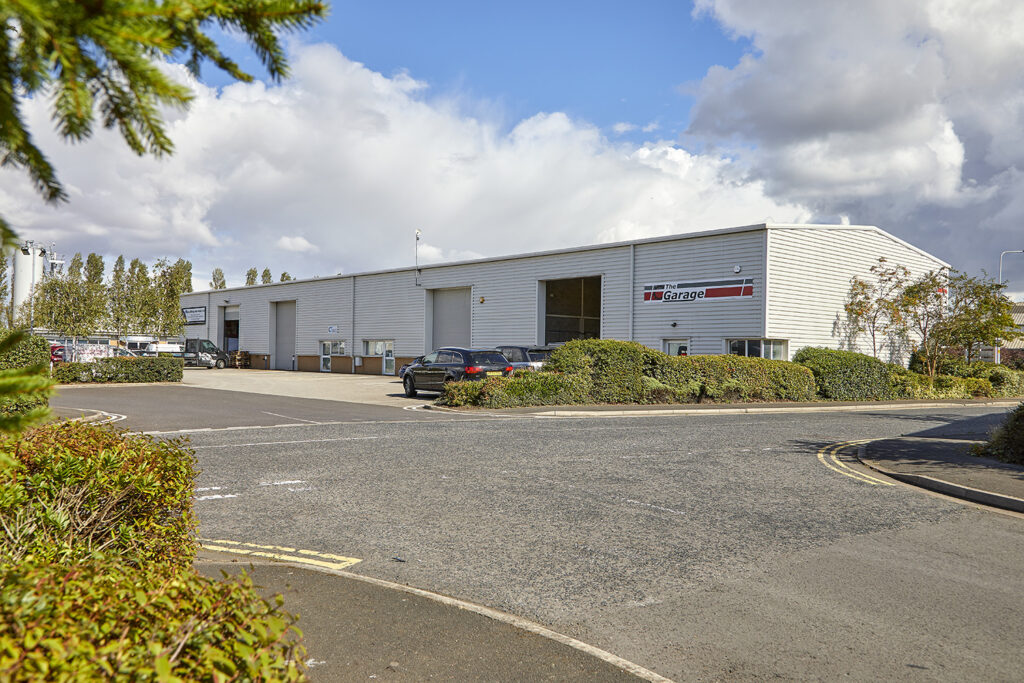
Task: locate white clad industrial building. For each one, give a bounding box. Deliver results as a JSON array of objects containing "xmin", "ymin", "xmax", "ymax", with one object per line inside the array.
[{"xmin": 178, "ymin": 223, "xmax": 948, "ymax": 375}]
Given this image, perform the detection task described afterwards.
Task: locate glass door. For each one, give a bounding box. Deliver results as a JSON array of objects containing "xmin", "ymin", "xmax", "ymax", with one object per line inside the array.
[
  {"xmin": 383, "ymin": 341, "xmax": 395, "ymax": 375},
  {"xmin": 319, "ymin": 341, "xmax": 332, "ymax": 372}
]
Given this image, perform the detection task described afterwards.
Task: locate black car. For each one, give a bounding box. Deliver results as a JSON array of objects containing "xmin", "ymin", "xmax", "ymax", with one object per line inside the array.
[
  {"xmin": 183, "ymin": 338, "xmax": 230, "ymax": 369},
  {"xmin": 403, "ymin": 347, "xmax": 512, "ymax": 397}
]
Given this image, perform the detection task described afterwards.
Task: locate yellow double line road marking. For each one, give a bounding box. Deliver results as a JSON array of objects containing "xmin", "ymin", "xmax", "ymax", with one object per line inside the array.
[
  {"xmin": 198, "ymin": 538, "xmax": 362, "ymax": 571},
  {"xmin": 817, "ymin": 440, "xmax": 894, "ymax": 486}
]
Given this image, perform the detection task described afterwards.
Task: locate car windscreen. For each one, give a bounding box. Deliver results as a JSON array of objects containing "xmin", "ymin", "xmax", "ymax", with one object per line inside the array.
[
  {"xmin": 527, "ymin": 349, "xmax": 552, "ymax": 362},
  {"xmin": 468, "ymin": 352, "xmax": 508, "ymax": 365},
  {"xmin": 500, "ymin": 347, "xmax": 528, "ymax": 362}
]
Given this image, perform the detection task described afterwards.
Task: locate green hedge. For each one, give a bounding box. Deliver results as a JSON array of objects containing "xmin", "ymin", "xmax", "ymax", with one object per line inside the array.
[
  {"xmin": 905, "ymin": 352, "xmax": 1024, "ymax": 398},
  {"xmin": 0, "ymin": 559, "xmax": 306, "ymax": 681},
  {"xmin": 1, "ymin": 421, "xmax": 197, "ymax": 568},
  {"xmin": 648, "ymin": 353, "xmax": 815, "ymax": 402},
  {"xmin": 974, "ymin": 402, "xmax": 1024, "ymax": 465},
  {"xmin": 52, "ymin": 356, "xmax": 184, "ymax": 384},
  {"xmin": 546, "ymin": 339, "xmax": 648, "ymax": 403},
  {"xmin": 440, "ymin": 372, "xmax": 591, "ymax": 408},
  {"xmin": 891, "ymin": 370, "xmax": 995, "ymax": 399},
  {"xmin": 0, "ymin": 332, "xmax": 51, "ymax": 418},
  {"xmin": 793, "ymin": 347, "xmax": 898, "ymax": 401},
  {"xmin": 0, "ymin": 421, "xmax": 306, "ymax": 679}
]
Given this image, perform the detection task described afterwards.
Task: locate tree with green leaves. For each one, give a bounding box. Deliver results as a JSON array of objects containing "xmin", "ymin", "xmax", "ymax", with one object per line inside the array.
[
  {"xmin": 280, "ymin": 272, "xmax": 293, "ymax": 282},
  {"xmin": 108, "ymin": 255, "xmax": 130, "ymax": 340},
  {"xmin": 66, "ymin": 253, "xmax": 83, "ymax": 281},
  {"xmin": 32, "ymin": 268, "xmax": 106, "ymax": 358},
  {"xmin": 84, "ymin": 253, "xmax": 105, "ymax": 286},
  {"xmin": 153, "ymin": 258, "xmax": 192, "ymax": 337},
  {"xmin": 210, "ymin": 268, "xmax": 226, "ymax": 290},
  {"xmin": 0, "ymin": 0, "xmax": 326, "ymax": 433},
  {"xmin": 245, "ymin": 268, "xmax": 259, "ymax": 286},
  {"xmin": 844, "ymin": 258, "xmax": 911, "ymax": 360},
  {"xmin": 125, "ymin": 258, "xmax": 156, "ymax": 335},
  {"xmin": 261, "ymin": 268, "xmax": 273, "ymax": 285}
]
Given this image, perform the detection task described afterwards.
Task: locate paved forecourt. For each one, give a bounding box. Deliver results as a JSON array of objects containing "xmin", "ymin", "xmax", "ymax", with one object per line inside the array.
[{"xmin": 184, "ymin": 401, "xmax": 1024, "ymax": 681}]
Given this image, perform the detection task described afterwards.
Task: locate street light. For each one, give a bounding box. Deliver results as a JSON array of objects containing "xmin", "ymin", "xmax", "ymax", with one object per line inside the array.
[
  {"xmin": 414, "ymin": 229, "xmax": 422, "ymax": 287},
  {"xmin": 21, "ymin": 240, "xmax": 36, "ymax": 335},
  {"xmin": 996, "ymin": 249, "xmax": 1024, "ymax": 364}
]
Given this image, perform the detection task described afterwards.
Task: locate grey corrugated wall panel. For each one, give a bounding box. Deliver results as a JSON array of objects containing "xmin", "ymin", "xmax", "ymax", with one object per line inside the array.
[
  {"xmin": 766, "ymin": 227, "xmax": 947, "ymax": 360},
  {"xmin": 431, "ymin": 288, "xmax": 471, "ymax": 348},
  {"xmin": 631, "ymin": 229, "xmax": 767, "ymax": 354}
]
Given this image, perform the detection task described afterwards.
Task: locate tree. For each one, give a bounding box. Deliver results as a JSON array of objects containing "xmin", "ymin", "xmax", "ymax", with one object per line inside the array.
[
  {"xmin": 844, "ymin": 258, "xmax": 911, "ymax": 360},
  {"xmin": 280, "ymin": 272, "xmax": 293, "ymax": 282},
  {"xmin": 245, "ymin": 268, "xmax": 259, "ymax": 286},
  {"xmin": 32, "ymin": 269, "xmax": 105, "ymax": 356},
  {"xmin": 261, "ymin": 268, "xmax": 273, "ymax": 285},
  {"xmin": 66, "ymin": 253, "xmax": 83, "ymax": 282},
  {"xmin": 900, "ymin": 271, "xmax": 947, "ymax": 378},
  {"xmin": 108, "ymin": 255, "xmax": 130, "ymax": 341},
  {"xmin": 125, "ymin": 258, "xmax": 156, "ymax": 335},
  {"xmin": 84, "ymin": 253, "xmax": 105, "ymax": 286},
  {"xmin": 210, "ymin": 268, "xmax": 226, "ymax": 290},
  {"xmin": 153, "ymin": 258, "xmax": 192, "ymax": 337}
]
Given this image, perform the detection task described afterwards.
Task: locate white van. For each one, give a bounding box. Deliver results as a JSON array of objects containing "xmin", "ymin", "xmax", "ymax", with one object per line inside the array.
[{"xmin": 144, "ymin": 342, "xmax": 183, "ymax": 357}]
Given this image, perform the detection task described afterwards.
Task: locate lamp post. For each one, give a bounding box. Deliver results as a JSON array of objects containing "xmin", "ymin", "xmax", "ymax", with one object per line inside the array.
[
  {"xmin": 20, "ymin": 240, "xmax": 36, "ymax": 335},
  {"xmin": 996, "ymin": 249, "xmax": 1024, "ymax": 364}
]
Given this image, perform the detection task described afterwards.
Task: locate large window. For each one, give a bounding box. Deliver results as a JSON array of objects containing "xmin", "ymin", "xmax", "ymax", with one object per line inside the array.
[
  {"xmin": 728, "ymin": 339, "xmax": 786, "ymax": 360},
  {"xmin": 544, "ymin": 276, "xmax": 601, "ymax": 344},
  {"xmin": 664, "ymin": 339, "xmax": 689, "ymax": 357}
]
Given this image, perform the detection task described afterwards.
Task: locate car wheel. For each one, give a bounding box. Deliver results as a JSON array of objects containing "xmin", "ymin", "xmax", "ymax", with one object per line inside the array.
[
  {"xmin": 215, "ymin": 359, "xmax": 226, "ymax": 369},
  {"xmin": 404, "ymin": 375, "xmax": 417, "ymax": 398}
]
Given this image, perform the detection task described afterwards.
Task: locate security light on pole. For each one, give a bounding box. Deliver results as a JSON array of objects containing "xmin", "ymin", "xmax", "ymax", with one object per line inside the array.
[
  {"xmin": 996, "ymin": 249, "xmax": 1023, "ymax": 364},
  {"xmin": 415, "ymin": 229, "xmax": 422, "ymax": 287}
]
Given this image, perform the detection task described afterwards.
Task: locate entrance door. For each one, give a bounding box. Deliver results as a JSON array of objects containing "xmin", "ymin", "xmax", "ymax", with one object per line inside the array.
[
  {"xmin": 319, "ymin": 341, "xmax": 332, "ymax": 372},
  {"xmin": 384, "ymin": 343, "xmax": 395, "ymax": 375},
  {"xmin": 274, "ymin": 301, "xmax": 296, "ymax": 370}
]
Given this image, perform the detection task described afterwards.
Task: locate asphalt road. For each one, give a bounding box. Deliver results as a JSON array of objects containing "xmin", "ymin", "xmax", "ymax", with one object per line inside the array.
[{"xmin": 54, "ymin": 386, "xmax": 1024, "ymax": 680}]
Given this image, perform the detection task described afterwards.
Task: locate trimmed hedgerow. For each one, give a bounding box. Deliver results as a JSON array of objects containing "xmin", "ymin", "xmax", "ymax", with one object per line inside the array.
[
  {"xmin": 890, "ymin": 369, "xmax": 994, "ymax": 399},
  {"xmin": 793, "ymin": 347, "xmax": 897, "ymax": 401},
  {"xmin": 0, "ymin": 421, "xmax": 197, "ymax": 568},
  {"xmin": 0, "ymin": 332, "xmax": 52, "ymax": 419},
  {"xmin": 0, "ymin": 558, "xmax": 307, "ymax": 681},
  {"xmin": 439, "ymin": 372, "xmax": 590, "ymax": 408},
  {"xmin": 546, "ymin": 339, "xmax": 648, "ymax": 403},
  {"xmin": 52, "ymin": 356, "xmax": 183, "ymax": 384},
  {"xmin": 648, "ymin": 353, "xmax": 815, "ymax": 403},
  {"xmin": 974, "ymin": 402, "xmax": 1024, "ymax": 466}
]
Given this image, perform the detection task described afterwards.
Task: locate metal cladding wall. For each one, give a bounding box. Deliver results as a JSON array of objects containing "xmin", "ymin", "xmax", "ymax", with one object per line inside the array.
[
  {"xmin": 178, "ymin": 223, "xmax": 948, "ymax": 366},
  {"xmin": 766, "ymin": 226, "xmax": 948, "ymax": 360}
]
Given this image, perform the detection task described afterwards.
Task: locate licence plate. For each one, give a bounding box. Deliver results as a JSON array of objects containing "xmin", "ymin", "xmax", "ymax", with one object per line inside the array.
[{"xmin": 486, "ymin": 371, "xmax": 502, "ymax": 377}]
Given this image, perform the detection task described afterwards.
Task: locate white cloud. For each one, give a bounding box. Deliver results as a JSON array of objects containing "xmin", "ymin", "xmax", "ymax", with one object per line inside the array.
[
  {"xmin": 690, "ymin": 0, "xmax": 1024, "ymax": 295},
  {"xmin": 612, "ymin": 122, "xmax": 637, "ymax": 134},
  {"xmin": 642, "ymin": 121, "xmax": 660, "ymax": 133},
  {"xmin": 275, "ymin": 236, "xmax": 317, "ymax": 252},
  {"xmin": 0, "ymin": 43, "xmax": 807, "ymax": 289}
]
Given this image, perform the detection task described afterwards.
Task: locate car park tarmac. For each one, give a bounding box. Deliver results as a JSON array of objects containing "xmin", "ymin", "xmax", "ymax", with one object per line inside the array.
[{"xmin": 53, "ymin": 380, "xmax": 1024, "ymax": 680}]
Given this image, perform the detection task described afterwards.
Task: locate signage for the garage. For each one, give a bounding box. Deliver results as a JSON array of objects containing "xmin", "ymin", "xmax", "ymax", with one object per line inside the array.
[{"xmin": 642, "ymin": 278, "xmax": 754, "ymax": 303}]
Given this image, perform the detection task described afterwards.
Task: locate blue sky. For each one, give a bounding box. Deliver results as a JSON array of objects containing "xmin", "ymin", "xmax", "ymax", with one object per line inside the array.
[{"xmin": 210, "ymin": 1, "xmax": 748, "ymax": 142}]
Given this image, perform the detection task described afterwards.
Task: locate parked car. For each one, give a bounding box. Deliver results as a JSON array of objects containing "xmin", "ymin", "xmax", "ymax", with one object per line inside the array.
[
  {"xmin": 183, "ymin": 338, "xmax": 230, "ymax": 369},
  {"xmin": 403, "ymin": 347, "xmax": 512, "ymax": 397},
  {"xmin": 49, "ymin": 343, "xmax": 65, "ymax": 363},
  {"xmin": 398, "ymin": 356, "xmax": 423, "ymax": 380},
  {"xmin": 144, "ymin": 342, "xmax": 183, "ymax": 357},
  {"xmin": 495, "ymin": 345, "xmax": 556, "ymax": 372}
]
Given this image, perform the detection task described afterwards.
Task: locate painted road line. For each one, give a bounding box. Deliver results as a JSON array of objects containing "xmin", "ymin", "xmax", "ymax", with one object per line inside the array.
[
  {"xmin": 68, "ymin": 408, "xmax": 127, "ymax": 425},
  {"xmin": 198, "ymin": 538, "xmax": 362, "ymax": 570},
  {"xmin": 817, "ymin": 440, "xmax": 894, "ymax": 486},
  {"xmin": 197, "ymin": 494, "xmax": 239, "ymax": 500},
  {"xmin": 193, "ymin": 435, "xmax": 383, "ymax": 449},
  {"xmin": 200, "ymin": 542, "xmax": 670, "ymax": 683},
  {"xmin": 262, "ymin": 410, "xmax": 321, "ymax": 424}
]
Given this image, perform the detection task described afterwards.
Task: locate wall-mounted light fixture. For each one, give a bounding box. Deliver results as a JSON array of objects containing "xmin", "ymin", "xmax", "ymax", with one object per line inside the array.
[
  {"xmin": 479, "ymin": 296, "xmax": 486, "ymax": 304},
  {"xmin": 670, "ymin": 322, "xmax": 677, "ymax": 328},
  {"xmin": 734, "ymin": 265, "xmax": 742, "ymax": 273}
]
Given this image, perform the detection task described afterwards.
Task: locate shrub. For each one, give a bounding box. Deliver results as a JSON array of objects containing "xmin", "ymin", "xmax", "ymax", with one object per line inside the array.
[
  {"xmin": 438, "ymin": 379, "xmax": 486, "ymax": 407},
  {"xmin": 650, "ymin": 354, "xmax": 816, "ymax": 402},
  {"xmin": 0, "ymin": 558, "xmax": 307, "ymax": 681},
  {"xmin": 546, "ymin": 339, "xmax": 648, "ymax": 403},
  {"xmin": 439, "ymin": 373, "xmax": 590, "ymax": 408},
  {"xmin": 0, "ymin": 421, "xmax": 197, "ymax": 568},
  {"xmin": 52, "ymin": 356, "xmax": 183, "ymax": 384},
  {"xmin": 794, "ymin": 347, "xmax": 897, "ymax": 400},
  {"xmin": 976, "ymin": 402, "xmax": 1024, "ymax": 465},
  {"xmin": 0, "ymin": 332, "xmax": 51, "ymax": 419},
  {"xmin": 891, "ymin": 370, "xmax": 994, "ymax": 399}
]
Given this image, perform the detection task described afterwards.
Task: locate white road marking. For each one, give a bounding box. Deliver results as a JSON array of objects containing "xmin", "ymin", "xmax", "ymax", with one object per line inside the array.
[
  {"xmin": 262, "ymin": 411, "xmax": 321, "ymax": 424},
  {"xmin": 194, "ymin": 436, "xmax": 383, "ymax": 449},
  {"xmin": 260, "ymin": 480, "xmax": 306, "ymax": 486},
  {"xmin": 196, "ymin": 494, "xmax": 239, "ymax": 500},
  {"xmin": 68, "ymin": 408, "xmax": 127, "ymax": 425},
  {"xmin": 195, "ymin": 486, "xmax": 222, "ymax": 492}
]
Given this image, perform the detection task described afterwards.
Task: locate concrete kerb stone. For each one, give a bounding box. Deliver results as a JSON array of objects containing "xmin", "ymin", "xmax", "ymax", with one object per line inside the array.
[
  {"xmin": 857, "ymin": 444, "xmax": 1024, "ymax": 514},
  {"xmin": 423, "ymin": 399, "xmax": 1022, "ymax": 418}
]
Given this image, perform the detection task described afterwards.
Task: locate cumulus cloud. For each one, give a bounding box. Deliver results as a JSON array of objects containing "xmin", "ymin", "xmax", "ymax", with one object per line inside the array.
[
  {"xmin": 690, "ymin": 0, "xmax": 1024, "ymax": 294},
  {"xmin": 275, "ymin": 236, "xmax": 317, "ymax": 252},
  {"xmin": 0, "ymin": 43, "xmax": 807, "ymax": 288},
  {"xmin": 612, "ymin": 122, "xmax": 637, "ymax": 134}
]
